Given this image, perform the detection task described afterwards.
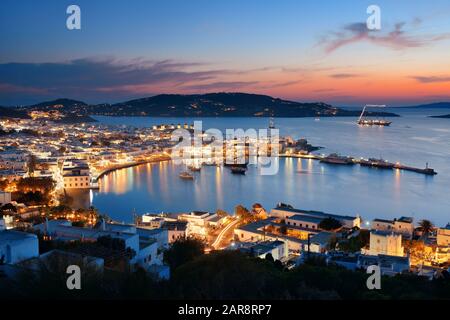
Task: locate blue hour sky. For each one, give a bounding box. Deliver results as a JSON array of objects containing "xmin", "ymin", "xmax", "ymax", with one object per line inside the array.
[{"xmin": 1, "ymin": 0, "xmax": 450, "ymax": 105}]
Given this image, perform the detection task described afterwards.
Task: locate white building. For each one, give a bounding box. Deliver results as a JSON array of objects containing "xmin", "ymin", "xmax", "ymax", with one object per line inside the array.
[
  {"xmin": 141, "ymin": 215, "xmax": 166, "ymax": 228},
  {"xmin": 0, "ymin": 150, "xmax": 28, "ymax": 171},
  {"xmin": 0, "ymin": 215, "xmax": 14, "ymax": 230},
  {"xmin": 62, "ymin": 161, "xmax": 91, "ymax": 189},
  {"xmin": 0, "ymin": 191, "xmax": 11, "ymax": 205},
  {"xmin": 285, "ymin": 214, "xmax": 322, "ymax": 230},
  {"xmin": 364, "ymin": 230, "xmax": 405, "ymax": 257},
  {"xmin": 235, "ymin": 240, "xmax": 289, "ymax": 261},
  {"xmin": 33, "ymin": 220, "xmax": 169, "ymax": 276},
  {"xmin": 140, "ymin": 214, "xmax": 187, "ymax": 243},
  {"xmin": 164, "ymin": 221, "xmax": 188, "ymax": 243},
  {"xmin": 437, "ymin": 224, "xmax": 450, "ymax": 247},
  {"xmin": 436, "ymin": 224, "xmax": 450, "ymax": 264},
  {"xmin": 371, "ymin": 217, "xmax": 414, "ymax": 238},
  {"xmin": 0, "ymin": 230, "xmax": 39, "ymax": 264},
  {"xmin": 178, "ymin": 211, "xmax": 222, "ymax": 237},
  {"xmin": 271, "ymin": 206, "xmax": 361, "ymax": 229},
  {"xmin": 357, "ymin": 254, "xmax": 410, "ymax": 276}
]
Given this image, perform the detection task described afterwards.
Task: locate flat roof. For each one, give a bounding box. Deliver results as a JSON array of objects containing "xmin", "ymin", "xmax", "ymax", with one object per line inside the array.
[
  {"xmin": 287, "ymin": 214, "xmax": 323, "ymax": 224},
  {"xmin": 236, "ymin": 218, "xmax": 312, "ymax": 245},
  {"xmin": 273, "ymin": 207, "xmax": 357, "ymax": 221},
  {"xmin": 373, "ymin": 218, "xmax": 394, "ymax": 224},
  {"xmin": 0, "ymin": 230, "xmax": 37, "ymax": 242},
  {"xmin": 371, "ymin": 230, "xmax": 401, "ymax": 236}
]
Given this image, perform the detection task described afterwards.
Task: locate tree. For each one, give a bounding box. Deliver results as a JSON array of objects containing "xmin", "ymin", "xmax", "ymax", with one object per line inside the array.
[
  {"xmin": 171, "ymin": 250, "xmax": 284, "ymax": 299},
  {"xmin": 216, "ymin": 209, "xmax": 228, "ymax": 218},
  {"xmin": 27, "ymin": 154, "xmax": 38, "ymax": 177},
  {"xmin": 265, "ymin": 253, "xmax": 274, "ymax": 263},
  {"xmin": 0, "ymin": 179, "xmax": 8, "ymax": 191},
  {"xmin": 252, "ymin": 203, "xmax": 267, "ymax": 220},
  {"xmin": 279, "ymin": 224, "xmax": 288, "ymax": 235},
  {"xmin": 235, "ymin": 205, "xmax": 253, "ymax": 222},
  {"xmin": 319, "ymin": 217, "xmax": 343, "ymax": 231},
  {"xmin": 338, "ymin": 229, "xmax": 370, "ymax": 253},
  {"xmin": 163, "ymin": 238, "xmax": 205, "ymax": 271},
  {"xmin": 419, "ymin": 219, "xmax": 434, "ymax": 239}
]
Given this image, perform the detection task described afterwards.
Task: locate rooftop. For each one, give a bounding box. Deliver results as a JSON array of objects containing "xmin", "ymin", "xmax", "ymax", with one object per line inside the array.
[
  {"xmin": 273, "ymin": 206, "xmax": 357, "ymax": 221},
  {"xmin": 0, "ymin": 229, "xmax": 38, "ymax": 242},
  {"xmin": 398, "ymin": 217, "xmax": 413, "ymax": 223},
  {"xmin": 371, "ymin": 230, "xmax": 402, "ymax": 237},
  {"xmin": 373, "ymin": 218, "xmax": 394, "ymax": 224},
  {"xmin": 287, "ymin": 214, "xmax": 324, "ymax": 224}
]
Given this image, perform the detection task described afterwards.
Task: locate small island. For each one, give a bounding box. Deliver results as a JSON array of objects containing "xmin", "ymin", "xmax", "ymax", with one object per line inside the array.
[{"xmin": 429, "ymin": 114, "xmax": 450, "ymax": 119}]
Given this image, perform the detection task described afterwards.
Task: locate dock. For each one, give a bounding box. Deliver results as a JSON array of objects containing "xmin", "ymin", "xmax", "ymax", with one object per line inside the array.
[{"xmin": 280, "ymin": 153, "xmax": 437, "ymax": 176}]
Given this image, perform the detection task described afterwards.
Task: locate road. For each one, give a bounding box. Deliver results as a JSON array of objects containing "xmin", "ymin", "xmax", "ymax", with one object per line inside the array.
[{"xmin": 211, "ymin": 218, "xmax": 240, "ymax": 250}]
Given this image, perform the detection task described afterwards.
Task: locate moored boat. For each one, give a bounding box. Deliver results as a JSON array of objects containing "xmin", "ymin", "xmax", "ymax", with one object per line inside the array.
[
  {"xmin": 179, "ymin": 171, "xmax": 194, "ymax": 180},
  {"xmin": 320, "ymin": 153, "xmax": 354, "ymax": 165},
  {"xmin": 360, "ymin": 158, "xmax": 395, "ymax": 169},
  {"xmin": 230, "ymin": 166, "xmax": 247, "ymax": 174}
]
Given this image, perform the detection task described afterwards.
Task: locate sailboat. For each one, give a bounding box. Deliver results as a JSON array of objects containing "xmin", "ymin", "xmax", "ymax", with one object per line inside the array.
[
  {"xmin": 357, "ymin": 104, "xmax": 391, "ymax": 126},
  {"xmin": 269, "ymin": 116, "xmax": 275, "ymax": 129}
]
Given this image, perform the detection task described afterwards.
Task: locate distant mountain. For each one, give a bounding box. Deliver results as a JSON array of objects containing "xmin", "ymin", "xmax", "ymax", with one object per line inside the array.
[
  {"xmin": 16, "ymin": 93, "xmax": 399, "ymax": 118},
  {"xmin": 89, "ymin": 93, "xmax": 399, "ymax": 118},
  {"xmin": 429, "ymin": 114, "xmax": 450, "ymax": 119},
  {"xmin": 0, "ymin": 106, "xmax": 30, "ymax": 119},
  {"xmin": 402, "ymin": 102, "xmax": 450, "ymax": 109},
  {"xmin": 24, "ymin": 98, "xmax": 89, "ymax": 113},
  {"xmin": 18, "ymin": 98, "xmax": 96, "ymax": 123}
]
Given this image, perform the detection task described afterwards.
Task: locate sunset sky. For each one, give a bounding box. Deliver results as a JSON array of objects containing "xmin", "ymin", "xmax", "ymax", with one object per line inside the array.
[{"xmin": 1, "ymin": 0, "xmax": 450, "ymax": 106}]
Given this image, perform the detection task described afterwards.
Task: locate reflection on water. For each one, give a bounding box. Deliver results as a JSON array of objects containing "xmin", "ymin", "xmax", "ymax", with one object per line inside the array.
[
  {"xmin": 91, "ymin": 158, "xmax": 450, "ymax": 226},
  {"xmin": 91, "ymin": 110, "xmax": 450, "ymax": 225}
]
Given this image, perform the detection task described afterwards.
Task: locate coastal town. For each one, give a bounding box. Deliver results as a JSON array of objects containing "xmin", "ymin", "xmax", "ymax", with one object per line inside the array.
[{"xmin": 1, "ymin": 113, "xmax": 449, "ymax": 291}]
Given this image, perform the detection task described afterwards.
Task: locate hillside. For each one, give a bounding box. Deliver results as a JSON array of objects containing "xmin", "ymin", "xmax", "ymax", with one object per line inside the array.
[
  {"xmin": 19, "ymin": 98, "xmax": 96, "ymax": 122},
  {"xmin": 15, "ymin": 93, "xmax": 399, "ymax": 118},
  {"xmin": 0, "ymin": 106, "xmax": 30, "ymax": 119},
  {"xmin": 402, "ymin": 102, "xmax": 450, "ymax": 109},
  {"xmin": 24, "ymin": 98, "xmax": 89, "ymax": 114},
  {"xmin": 90, "ymin": 93, "xmax": 398, "ymax": 118}
]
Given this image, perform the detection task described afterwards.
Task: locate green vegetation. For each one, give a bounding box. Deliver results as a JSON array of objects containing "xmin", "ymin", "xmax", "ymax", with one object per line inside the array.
[
  {"xmin": 216, "ymin": 209, "xmax": 229, "ymax": 218},
  {"xmin": 163, "ymin": 238, "xmax": 205, "ymax": 271},
  {"xmin": 419, "ymin": 219, "xmax": 434, "ymax": 239},
  {"xmin": 319, "ymin": 217, "xmax": 343, "ymax": 231},
  {"xmin": 338, "ymin": 229, "xmax": 370, "ymax": 253},
  {"xmin": 2, "ymin": 247, "xmax": 449, "ymax": 300}
]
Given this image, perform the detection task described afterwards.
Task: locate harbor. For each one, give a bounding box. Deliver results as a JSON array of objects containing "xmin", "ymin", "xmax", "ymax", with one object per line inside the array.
[{"xmin": 278, "ymin": 153, "xmax": 437, "ymax": 176}]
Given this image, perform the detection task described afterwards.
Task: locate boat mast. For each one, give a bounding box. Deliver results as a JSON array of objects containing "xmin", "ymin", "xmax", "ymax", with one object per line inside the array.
[
  {"xmin": 358, "ymin": 104, "xmax": 387, "ymax": 123},
  {"xmin": 358, "ymin": 105, "xmax": 367, "ymax": 123}
]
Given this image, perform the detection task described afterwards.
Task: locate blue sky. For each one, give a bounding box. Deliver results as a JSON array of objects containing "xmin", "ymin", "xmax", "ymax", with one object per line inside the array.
[{"xmin": 1, "ymin": 0, "xmax": 450, "ymax": 105}]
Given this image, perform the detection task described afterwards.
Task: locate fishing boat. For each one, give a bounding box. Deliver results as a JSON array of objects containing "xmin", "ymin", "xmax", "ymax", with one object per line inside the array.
[
  {"xmin": 320, "ymin": 153, "xmax": 355, "ymax": 165},
  {"xmin": 179, "ymin": 171, "xmax": 194, "ymax": 180},
  {"xmin": 188, "ymin": 165, "xmax": 201, "ymax": 172},
  {"xmin": 230, "ymin": 166, "xmax": 247, "ymax": 174}
]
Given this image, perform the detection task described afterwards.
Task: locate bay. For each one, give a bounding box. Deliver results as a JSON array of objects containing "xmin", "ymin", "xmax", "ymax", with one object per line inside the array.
[{"xmin": 84, "ymin": 108, "xmax": 450, "ymax": 226}]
